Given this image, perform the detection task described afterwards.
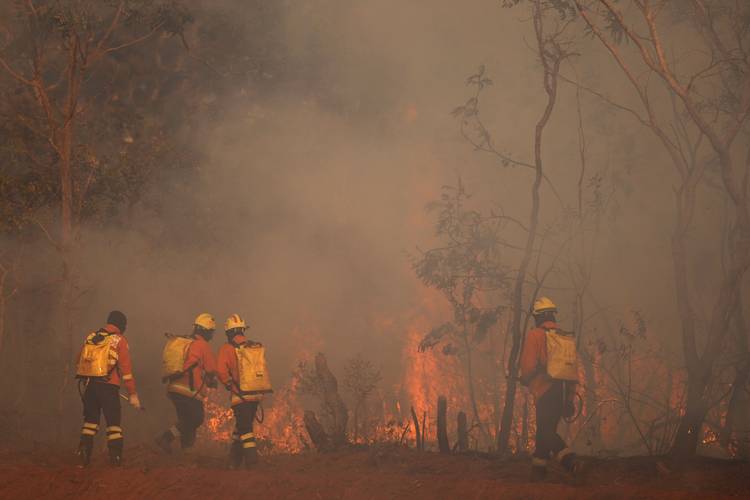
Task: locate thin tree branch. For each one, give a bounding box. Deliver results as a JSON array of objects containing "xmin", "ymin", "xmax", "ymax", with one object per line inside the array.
[{"xmin": 102, "ymin": 22, "xmax": 164, "ymax": 55}]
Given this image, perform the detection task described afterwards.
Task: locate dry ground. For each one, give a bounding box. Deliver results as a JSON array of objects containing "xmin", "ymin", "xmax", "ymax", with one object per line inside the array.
[{"xmin": 0, "ymin": 445, "xmax": 748, "ymax": 499}]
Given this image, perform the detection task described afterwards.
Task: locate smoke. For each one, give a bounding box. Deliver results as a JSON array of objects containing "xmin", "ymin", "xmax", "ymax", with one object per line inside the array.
[
  {"xmin": 68, "ymin": 0, "xmax": 537, "ymax": 393},
  {"xmin": 1, "ymin": 0, "xmax": 737, "ymax": 450},
  {"xmin": 62, "ymin": 1, "xmax": 479, "ymax": 436}
]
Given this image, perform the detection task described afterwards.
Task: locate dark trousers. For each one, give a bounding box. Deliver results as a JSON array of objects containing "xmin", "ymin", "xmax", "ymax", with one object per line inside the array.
[
  {"xmin": 231, "ymin": 401, "xmax": 259, "ymax": 464},
  {"xmin": 80, "ymin": 381, "xmax": 123, "ymax": 456},
  {"xmin": 168, "ymin": 392, "xmax": 204, "ymax": 448},
  {"xmin": 534, "ymin": 380, "xmax": 567, "ymax": 461}
]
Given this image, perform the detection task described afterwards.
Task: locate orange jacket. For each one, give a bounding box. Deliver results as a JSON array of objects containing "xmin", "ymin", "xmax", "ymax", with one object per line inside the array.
[
  {"xmin": 217, "ymin": 334, "xmax": 262, "ymax": 406},
  {"xmin": 82, "ymin": 323, "xmax": 137, "ymax": 395},
  {"xmin": 519, "ymin": 321, "xmax": 576, "ymax": 400},
  {"xmin": 167, "ymin": 335, "xmax": 217, "ymax": 398}
]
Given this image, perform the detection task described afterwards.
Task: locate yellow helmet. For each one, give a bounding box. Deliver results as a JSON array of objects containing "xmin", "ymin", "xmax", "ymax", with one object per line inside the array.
[
  {"xmin": 194, "ymin": 313, "xmax": 216, "ymax": 330},
  {"xmin": 532, "ymin": 297, "xmax": 557, "ymax": 316},
  {"xmin": 225, "ymin": 313, "xmax": 246, "ymax": 331}
]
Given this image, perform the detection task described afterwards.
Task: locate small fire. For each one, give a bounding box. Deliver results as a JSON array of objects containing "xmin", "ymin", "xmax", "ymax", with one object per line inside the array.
[
  {"xmin": 254, "ymin": 381, "xmax": 307, "ymax": 454},
  {"xmin": 201, "ymin": 393, "xmax": 234, "ymax": 443},
  {"xmin": 199, "ymin": 378, "xmax": 308, "ymax": 453},
  {"xmin": 702, "ymin": 430, "xmax": 719, "ymax": 445}
]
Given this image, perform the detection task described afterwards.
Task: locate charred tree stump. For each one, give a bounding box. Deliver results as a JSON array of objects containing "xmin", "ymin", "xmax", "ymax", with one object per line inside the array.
[
  {"xmin": 437, "ymin": 396, "xmax": 449, "ymax": 453},
  {"xmin": 457, "ymin": 411, "xmax": 468, "ymax": 452},
  {"xmin": 314, "ymin": 353, "xmax": 349, "ymax": 448},
  {"xmin": 304, "ymin": 410, "xmax": 330, "ymax": 452},
  {"xmin": 410, "ymin": 406, "xmax": 422, "ymax": 450},
  {"xmin": 421, "ymin": 411, "xmax": 427, "ymax": 450}
]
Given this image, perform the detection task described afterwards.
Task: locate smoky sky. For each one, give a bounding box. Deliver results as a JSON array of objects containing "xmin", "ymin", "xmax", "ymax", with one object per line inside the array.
[{"xmin": 62, "ymin": 0, "xmax": 737, "ymax": 410}]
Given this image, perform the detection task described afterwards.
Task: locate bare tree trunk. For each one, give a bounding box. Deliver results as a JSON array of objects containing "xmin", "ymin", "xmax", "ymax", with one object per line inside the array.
[
  {"xmin": 353, "ymin": 401, "xmax": 360, "ymax": 443},
  {"xmin": 720, "ymin": 367, "xmax": 749, "ymax": 449},
  {"xmin": 56, "ymin": 256, "xmax": 75, "ymax": 441},
  {"xmin": 54, "ymin": 34, "xmax": 81, "ymax": 442},
  {"xmin": 361, "ymin": 401, "xmax": 370, "ymax": 442},
  {"xmin": 571, "ymin": 86, "xmax": 602, "ymax": 450},
  {"xmin": 0, "ymin": 266, "xmax": 9, "ymax": 358},
  {"xmin": 437, "ymin": 396, "xmax": 449, "ymax": 453},
  {"xmin": 672, "ymin": 266, "xmax": 744, "ymax": 455},
  {"xmin": 665, "ymin": 128, "xmax": 733, "ymax": 456},
  {"xmin": 498, "ymin": 2, "xmax": 561, "ymax": 453},
  {"xmin": 580, "ymin": 348, "xmax": 600, "ymax": 447},
  {"xmin": 489, "ymin": 324, "xmax": 503, "ymax": 440},
  {"xmin": 462, "ymin": 330, "xmax": 490, "ymax": 445},
  {"xmin": 672, "ymin": 372, "xmax": 709, "ymax": 455},
  {"xmin": 457, "ymin": 411, "xmax": 469, "ymax": 452},
  {"xmin": 411, "ymin": 406, "xmax": 422, "ymax": 451},
  {"xmin": 720, "ymin": 295, "xmax": 749, "ymax": 453}
]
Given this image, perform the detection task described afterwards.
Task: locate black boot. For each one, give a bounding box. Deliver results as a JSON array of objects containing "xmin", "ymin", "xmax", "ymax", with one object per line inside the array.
[
  {"xmin": 530, "ymin": 457, "xmax": 548, "ymax": 482},
  {"xmin": 530, "ymin": 465, "xmax": 547, "ymax": 482},
  {"xmin": 229, "ymin": 441, "xmax": 243, "ymax": 470},
  {"xmin": 180, "ymin": 429, "xmax": 197, "ymax": 450},
  {"xmin": 155, "ymin": 431, "xmax": 175, "ymax": 454},
  {"xmin": 108, "ymin": 439, "xmax": 123, "ymax": 467},
  {"xmin": 243, "ymin": 446, "xmax": 258, "ymax": 468},
  {"xmin": 560, "ymin": 452, "xmax": 580, "ymax": 476},
  {"xmin": 77, "ymin": 437, "xmax": 93, "ymax": 467}
]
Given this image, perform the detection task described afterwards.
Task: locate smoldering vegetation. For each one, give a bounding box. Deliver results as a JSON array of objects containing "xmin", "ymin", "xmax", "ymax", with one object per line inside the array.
[{"xmin": 0, "ymin": 0, "xmax": 748, "ymax": 462}]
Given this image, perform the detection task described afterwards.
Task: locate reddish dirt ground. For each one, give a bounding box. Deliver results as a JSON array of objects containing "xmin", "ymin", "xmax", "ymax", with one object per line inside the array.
[{"xmin": 0, "ymin": 445, "xmax": 748, "ymax": 499}]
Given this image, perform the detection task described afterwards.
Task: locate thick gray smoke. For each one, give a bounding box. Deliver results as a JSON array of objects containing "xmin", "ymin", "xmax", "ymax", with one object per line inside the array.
[{"xmin": 2, "ymin": 0, "xmax": 735, "ymax": 449}]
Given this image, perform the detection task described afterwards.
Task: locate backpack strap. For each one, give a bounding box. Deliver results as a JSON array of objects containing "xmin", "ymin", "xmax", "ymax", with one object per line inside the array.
[
  {"xmin": 545, "ymin": 327, "xmax": 574, "ymax": 337},
  {"xmin": 230, "ymin": 337, "xmax": 247, "ymax": 349}
]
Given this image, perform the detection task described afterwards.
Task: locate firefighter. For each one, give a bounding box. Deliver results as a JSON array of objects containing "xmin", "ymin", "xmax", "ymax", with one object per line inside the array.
[
  {"xmin": 217, "ymin": 313, "xmax": 263, "ymax": 469},
  {"xmin": 520, "ymin": 297, "xmax": 579, "ymax": 481},
  {"xmin": 76, "ymin": 310, "xmax": 141, "ymax": 466},
  {"xmin": 155, "ymin": 313, "xmax": 218, "ymax": 453}
]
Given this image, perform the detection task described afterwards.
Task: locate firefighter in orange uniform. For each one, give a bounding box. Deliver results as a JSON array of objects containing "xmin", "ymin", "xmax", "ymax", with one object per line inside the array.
[
  {"xmin": 76, "ymin": 310, "xmax": 141, "ymax": 466},
  {"xmin": 520, "ymin": 297, "xmax": 579, "ymax": 481},
  {"xmin": 217, "ymin": 314, "xmax": 263, "ymax": 469},
  {"xmin": 155, "ymin": 313, "xmax": 218, "ymax": 453}
]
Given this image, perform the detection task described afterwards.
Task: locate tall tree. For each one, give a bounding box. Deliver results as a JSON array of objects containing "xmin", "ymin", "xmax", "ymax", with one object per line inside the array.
[
  {"xmin": 496, "ymin": 0, "xmax": 571, "ymax": 453},
  {"xmin": 0, "ymin": 0, "xmax": 191, "ymax": 430},
  {"xmin": 449, "ymin": 0, "xmax": 575, "ymax": 452},
  {"xmin": 414, "ymin": 181, "xmax": 509, "ymax": 446},
  {"xmin": 572, "ymin": 0, "xmax": 750, "ymax": 455}
]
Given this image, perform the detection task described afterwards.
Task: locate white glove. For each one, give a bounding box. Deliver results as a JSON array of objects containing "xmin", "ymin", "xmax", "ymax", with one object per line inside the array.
[{"xmin": 129, "ymin": 393, "xmax": 142, "ymax": 410}]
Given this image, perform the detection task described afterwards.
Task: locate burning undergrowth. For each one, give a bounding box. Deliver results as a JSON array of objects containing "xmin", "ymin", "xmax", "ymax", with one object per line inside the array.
[
  {"xmin": 199, "ymin": 381, "xmax": 308, "ymax": 455},
  {"xmin": 194, "ymin": 301, "xmax": 741, "ymax": 459}
]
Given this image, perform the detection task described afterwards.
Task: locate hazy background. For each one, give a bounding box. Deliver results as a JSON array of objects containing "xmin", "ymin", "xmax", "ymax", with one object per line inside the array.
[{"xmin": 0, "ymin": 0, "xmax": 735, "ymax": 448}]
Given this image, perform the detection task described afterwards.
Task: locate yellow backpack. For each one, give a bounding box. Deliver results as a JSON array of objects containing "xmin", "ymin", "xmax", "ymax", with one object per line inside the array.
[
  {"xmin": 76, "ymin": 331, "xmax": 115, "ymax": 377},
  {"xmin": 161, "ymin": 333, "xmax": 194, "ymax": 381},
  {"xmin": 236, "ymin": 342, "xmax": 273, "ymax": 394},
  {"xmin": 545, "ymin": 328, "xmax": 578, "ymax": 381}
]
